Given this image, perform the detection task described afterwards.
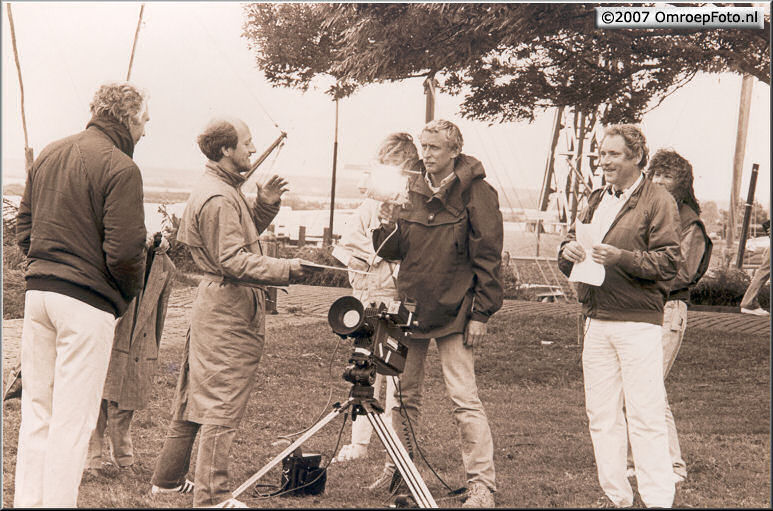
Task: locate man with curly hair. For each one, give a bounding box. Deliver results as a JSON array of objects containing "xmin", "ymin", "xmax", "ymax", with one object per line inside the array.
[
  {"xmin": 559, "ymin": 125, "xmax": 681, "ymax": 508},
  {"xmin": 14, "ymin": 81, "xmax": 150, "ymax": 507}
]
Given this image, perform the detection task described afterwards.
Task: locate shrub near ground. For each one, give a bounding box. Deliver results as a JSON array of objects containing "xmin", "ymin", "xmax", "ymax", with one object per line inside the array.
[{"xmin": 3, "ymin": 302, "xmax": 768, "ymax": 508}]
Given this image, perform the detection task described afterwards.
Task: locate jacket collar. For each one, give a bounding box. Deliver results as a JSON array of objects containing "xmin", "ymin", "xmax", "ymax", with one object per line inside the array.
[
  {"xmin": 408, "ymin": 153, "xmax": 486, "ymax": 206},
  {"xmin": 205, "ymin": 160, "xmax": 246, "ymax": 189},
  {"xmin": 86, "ymin": 114, "xmax": 135, "ymax": 158}
]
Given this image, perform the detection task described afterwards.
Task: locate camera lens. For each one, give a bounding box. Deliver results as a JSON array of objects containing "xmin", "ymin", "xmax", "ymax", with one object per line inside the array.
[{"xmin": 343, "ymin": 310, "xmax": 361, "ymax": 328}]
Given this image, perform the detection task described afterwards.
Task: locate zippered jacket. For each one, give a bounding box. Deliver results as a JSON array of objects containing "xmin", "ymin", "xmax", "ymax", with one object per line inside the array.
[
  {"xmin": 558, "ymin": 178, "xmax": 681, "ymax": 325},
  {"xmin": 374, "ymin": 154, "xmax": 503, "ymax": 339},
  {"xmin": 16, "ymin": 115, "xmax": 147, "ymax": 317}
]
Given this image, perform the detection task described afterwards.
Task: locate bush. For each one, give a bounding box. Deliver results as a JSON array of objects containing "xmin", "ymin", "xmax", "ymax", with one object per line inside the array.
[
  {"xmin": 3, "ymin": 267, "xmax": 26, "ymax": 319},
  {"xmin": 690, "ymin": 266, "xmax": 751, "ymax": 306}
]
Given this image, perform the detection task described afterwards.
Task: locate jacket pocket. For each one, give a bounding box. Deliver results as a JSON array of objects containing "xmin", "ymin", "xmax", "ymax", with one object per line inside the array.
[{"xmin": 453, "ymin": 220, "xmax": 468, "ymax": 257}]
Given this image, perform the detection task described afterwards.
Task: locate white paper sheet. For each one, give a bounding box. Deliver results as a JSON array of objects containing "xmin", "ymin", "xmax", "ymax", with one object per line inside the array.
[{"xmin": 568, "ymin": 222, "xmax": 605, "ymax": 286}]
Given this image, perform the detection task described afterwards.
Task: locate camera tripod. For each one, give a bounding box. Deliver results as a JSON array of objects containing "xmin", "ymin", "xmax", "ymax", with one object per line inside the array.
[{"xmin": 222, "ymin": 383, "xmax": 437, "ymax": 508}]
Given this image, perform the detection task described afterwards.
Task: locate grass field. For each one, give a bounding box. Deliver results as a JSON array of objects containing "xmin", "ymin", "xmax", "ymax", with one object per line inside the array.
[{"xmin": 2, "ymin": 299, "xmax": 769, "ymax": 508}]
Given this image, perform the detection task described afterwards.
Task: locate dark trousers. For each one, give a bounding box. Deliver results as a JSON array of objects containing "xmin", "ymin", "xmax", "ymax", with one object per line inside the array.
[{"xmin": 151, "ymin": 419, "xmax": 237, "ymax": 506}]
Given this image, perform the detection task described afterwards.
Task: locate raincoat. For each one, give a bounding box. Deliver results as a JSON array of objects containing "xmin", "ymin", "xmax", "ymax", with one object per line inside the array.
[
  {"xmin": 102, "ymin": 251, "xmax": 176, "ymax": 410},
  {"xmin": 173, "ymin": 162, "xmax": 291, "ymax": 427}
]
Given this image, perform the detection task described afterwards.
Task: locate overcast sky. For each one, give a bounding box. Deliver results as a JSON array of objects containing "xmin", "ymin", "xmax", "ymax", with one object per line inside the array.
[{"xmin": 2, "ymin": 2, "xmax": 770, "ymax": 208}]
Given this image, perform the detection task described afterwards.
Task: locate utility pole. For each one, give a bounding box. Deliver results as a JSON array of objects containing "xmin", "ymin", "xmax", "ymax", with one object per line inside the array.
[
  {"xmin": 327, "ymin": 98, "xmax": 339, "ymax": 246},
  {"xmin": 727, "ymin": 74, "xmax": 754, "ymax": 262}
]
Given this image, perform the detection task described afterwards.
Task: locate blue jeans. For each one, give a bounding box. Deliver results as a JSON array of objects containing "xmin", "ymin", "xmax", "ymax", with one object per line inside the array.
[
  {"xmin": 151, "ymin": 419, "xmax": 237, "ymax": 506},
  {"xmin": 390, "ymin": 332, "xmax": 496, "ymax": 491}
]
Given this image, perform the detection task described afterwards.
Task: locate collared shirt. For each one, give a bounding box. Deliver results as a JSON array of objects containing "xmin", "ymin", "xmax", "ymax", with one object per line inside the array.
[
  {"xmin": 424, "ymin": 170, "xmax": 457, "ymax": 194},
  {"xmin": 592, "ymin": 172, "xmax": 643, "ymax": 238}
]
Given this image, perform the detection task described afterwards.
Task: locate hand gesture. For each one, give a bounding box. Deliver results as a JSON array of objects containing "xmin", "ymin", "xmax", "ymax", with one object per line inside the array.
[
  {"xmin": 257, "ymin": 174, "xmax": 289, "ymax": 205},
  {"xmin": 561, "ymin": 241, "xmax": 586, "ymax": 264}
]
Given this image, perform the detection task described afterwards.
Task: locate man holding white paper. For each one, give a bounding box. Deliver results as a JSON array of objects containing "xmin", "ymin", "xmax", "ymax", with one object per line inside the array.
[{"xmin": 557, "ymin": 125, "xmax": 681, "ymax": 508}]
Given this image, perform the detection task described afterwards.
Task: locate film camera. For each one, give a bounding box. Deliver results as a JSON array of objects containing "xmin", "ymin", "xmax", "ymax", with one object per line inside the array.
[{"xmin": 327, "ymin": 296, "xmax": 417, "ymax": 390}]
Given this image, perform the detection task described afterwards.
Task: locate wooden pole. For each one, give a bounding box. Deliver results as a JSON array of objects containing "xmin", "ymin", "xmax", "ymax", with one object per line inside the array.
[
  {"xmin": 126, "ymin": 4, "xmax": 145, "ymax": 81},
  {"xmin": 423, "ymin": 75, "xmax": 436, "ymax": 123},
  {"xmin": 735, "ymin": 163, "xmax": 759, "ymax": 268},
  {"xmin": 7, "ymin": 4, "xmax": 34, "ymax": 171},
  {"xmin": 727, "ymin": 74, "xmax": 754, "ymax": 262},
  {"xmin": 327, "ymin": 99, "xmax": 339, "ymax": 246}
]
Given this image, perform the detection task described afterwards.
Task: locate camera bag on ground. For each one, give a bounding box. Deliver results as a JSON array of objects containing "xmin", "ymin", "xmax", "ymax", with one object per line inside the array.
[{"xmin": 279, "ymin": 448, "xmax": 326, "ymax": 496}]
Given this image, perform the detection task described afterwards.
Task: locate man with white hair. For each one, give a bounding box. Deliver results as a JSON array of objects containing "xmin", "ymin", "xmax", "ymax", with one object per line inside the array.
[{"xmin": 14, "ymin": 81, "xmax": 150, "ymax": 507}]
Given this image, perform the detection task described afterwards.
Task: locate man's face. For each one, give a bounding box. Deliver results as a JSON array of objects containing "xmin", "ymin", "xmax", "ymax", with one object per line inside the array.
[
  {"xmin": 651, "ymin": 169, "xmax": 677, "ymax": 197},
  {"xmin": 226, "ymin": 122, "xmax": 256, "ymax": 173},
  {"xmin": 419, "ymin": 130, "xmax": 459, "ymax": 178},
  {"xmin": 129, "ymin": 106, "xmax": 150, "ymax": 144},
  {"xmin": 599, "ymin": 135, "xmax": 641, "ymax": 188}
]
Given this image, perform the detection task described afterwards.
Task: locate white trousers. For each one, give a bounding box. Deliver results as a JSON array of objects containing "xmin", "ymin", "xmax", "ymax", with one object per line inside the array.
[
  {"xmin": 14, "ymin": 291, "xmax": 116, "ymax": 508},
  {"xmin": 583, "ymin": 318, "xmax": 675, "ymax": 508}
]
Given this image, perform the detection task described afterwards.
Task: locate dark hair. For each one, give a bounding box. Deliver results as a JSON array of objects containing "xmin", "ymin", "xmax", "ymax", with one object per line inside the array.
[
  {"xmin": 648, "ymin": 148, "xmax": 700, "ymax": 214},
  {"xmin": 197, "ymin": 120, "xmax": 238, "ymax": 161},
  {"xmin": 602, "ymin": 124, "xmax": 649, "ymax": 169}
]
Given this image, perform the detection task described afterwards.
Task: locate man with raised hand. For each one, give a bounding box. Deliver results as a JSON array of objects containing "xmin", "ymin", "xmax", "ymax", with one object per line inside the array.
[
  {"xmin": 149, "ymin": 117, "xmax": 311, "ymax": 508},
  {"xmin": 558, "ymin": 125, "xmax": 681, "ymax": 508}
]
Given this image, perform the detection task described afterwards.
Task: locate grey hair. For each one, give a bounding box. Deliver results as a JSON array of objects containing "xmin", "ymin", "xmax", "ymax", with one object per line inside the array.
[
  {"xmin": 602, "ymin": 124, "xmax": 649, "ymax": 169},
  {"xmin": 421, "ymin": 119, "xmax": 464, "ymax": 153},
  {"xmin": 89, "ymin": 81, "xmax": 148, "ymax": 130}
]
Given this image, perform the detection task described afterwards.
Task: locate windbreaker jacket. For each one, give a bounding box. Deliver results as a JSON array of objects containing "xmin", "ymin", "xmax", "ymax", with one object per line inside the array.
[
  {"xmin": 16, "ymin": 115, "xmax": 147, "ymax": 317},
  {"xmin": 558, "ymin": 178, "xmax": 681, "ymax": 325},
  {"xmin": 374, "ymin": 154, "xmax": 504, "ymax": 339},
  {"xmin": 332, "ymin": 198, "xmax": 399, "ymax": 304},
  {"xmin": 667, "ymin": 202, "xmax": 711, "ymax": 302}
]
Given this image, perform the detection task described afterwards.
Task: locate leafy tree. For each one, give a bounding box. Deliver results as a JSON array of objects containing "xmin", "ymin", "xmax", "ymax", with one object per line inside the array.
[{"xmin": 242, "ymin": 3, "xmax": 770, "ymax": 124}]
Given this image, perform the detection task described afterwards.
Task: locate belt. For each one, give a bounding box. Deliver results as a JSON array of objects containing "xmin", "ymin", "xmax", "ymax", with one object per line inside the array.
[{"xmin": 199, "ymin": 272, "xmax": 269, "ymax": 293}]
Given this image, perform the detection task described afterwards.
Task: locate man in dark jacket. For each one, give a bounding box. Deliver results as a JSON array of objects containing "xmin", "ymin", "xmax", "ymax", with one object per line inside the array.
[
  {"xmin": 373, "ymin": 119, "xmax": 503, "ymax": 508},
  {"xmin": 14, "ymin": 81, "xmax": 149, "ymax": 508},
  {"xmin": 558, "ymin": 125, "xmax": 680, "ymax": 508}
]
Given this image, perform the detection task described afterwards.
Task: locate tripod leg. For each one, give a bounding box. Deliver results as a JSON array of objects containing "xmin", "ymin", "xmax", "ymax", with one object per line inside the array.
[
  {"xmin": 367, "ymin": 412, "xmax": 437, "ymax": 508},
  {"xmin": 228, "ymin": 398, "xmax": 353, "ymax": 502}
]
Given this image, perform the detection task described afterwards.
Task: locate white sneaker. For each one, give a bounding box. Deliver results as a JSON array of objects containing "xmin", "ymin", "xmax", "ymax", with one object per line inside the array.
[
  {"xmin": 332, "ymin": 443, "xmax": 368, "ymax": 463},
  {"xmin": 741, "ymin": 307, "xmax": 769, "ymax": 316},
  {"xmin": 150, "ymin": 479, "xmax": 194, "ymax": 495}
]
